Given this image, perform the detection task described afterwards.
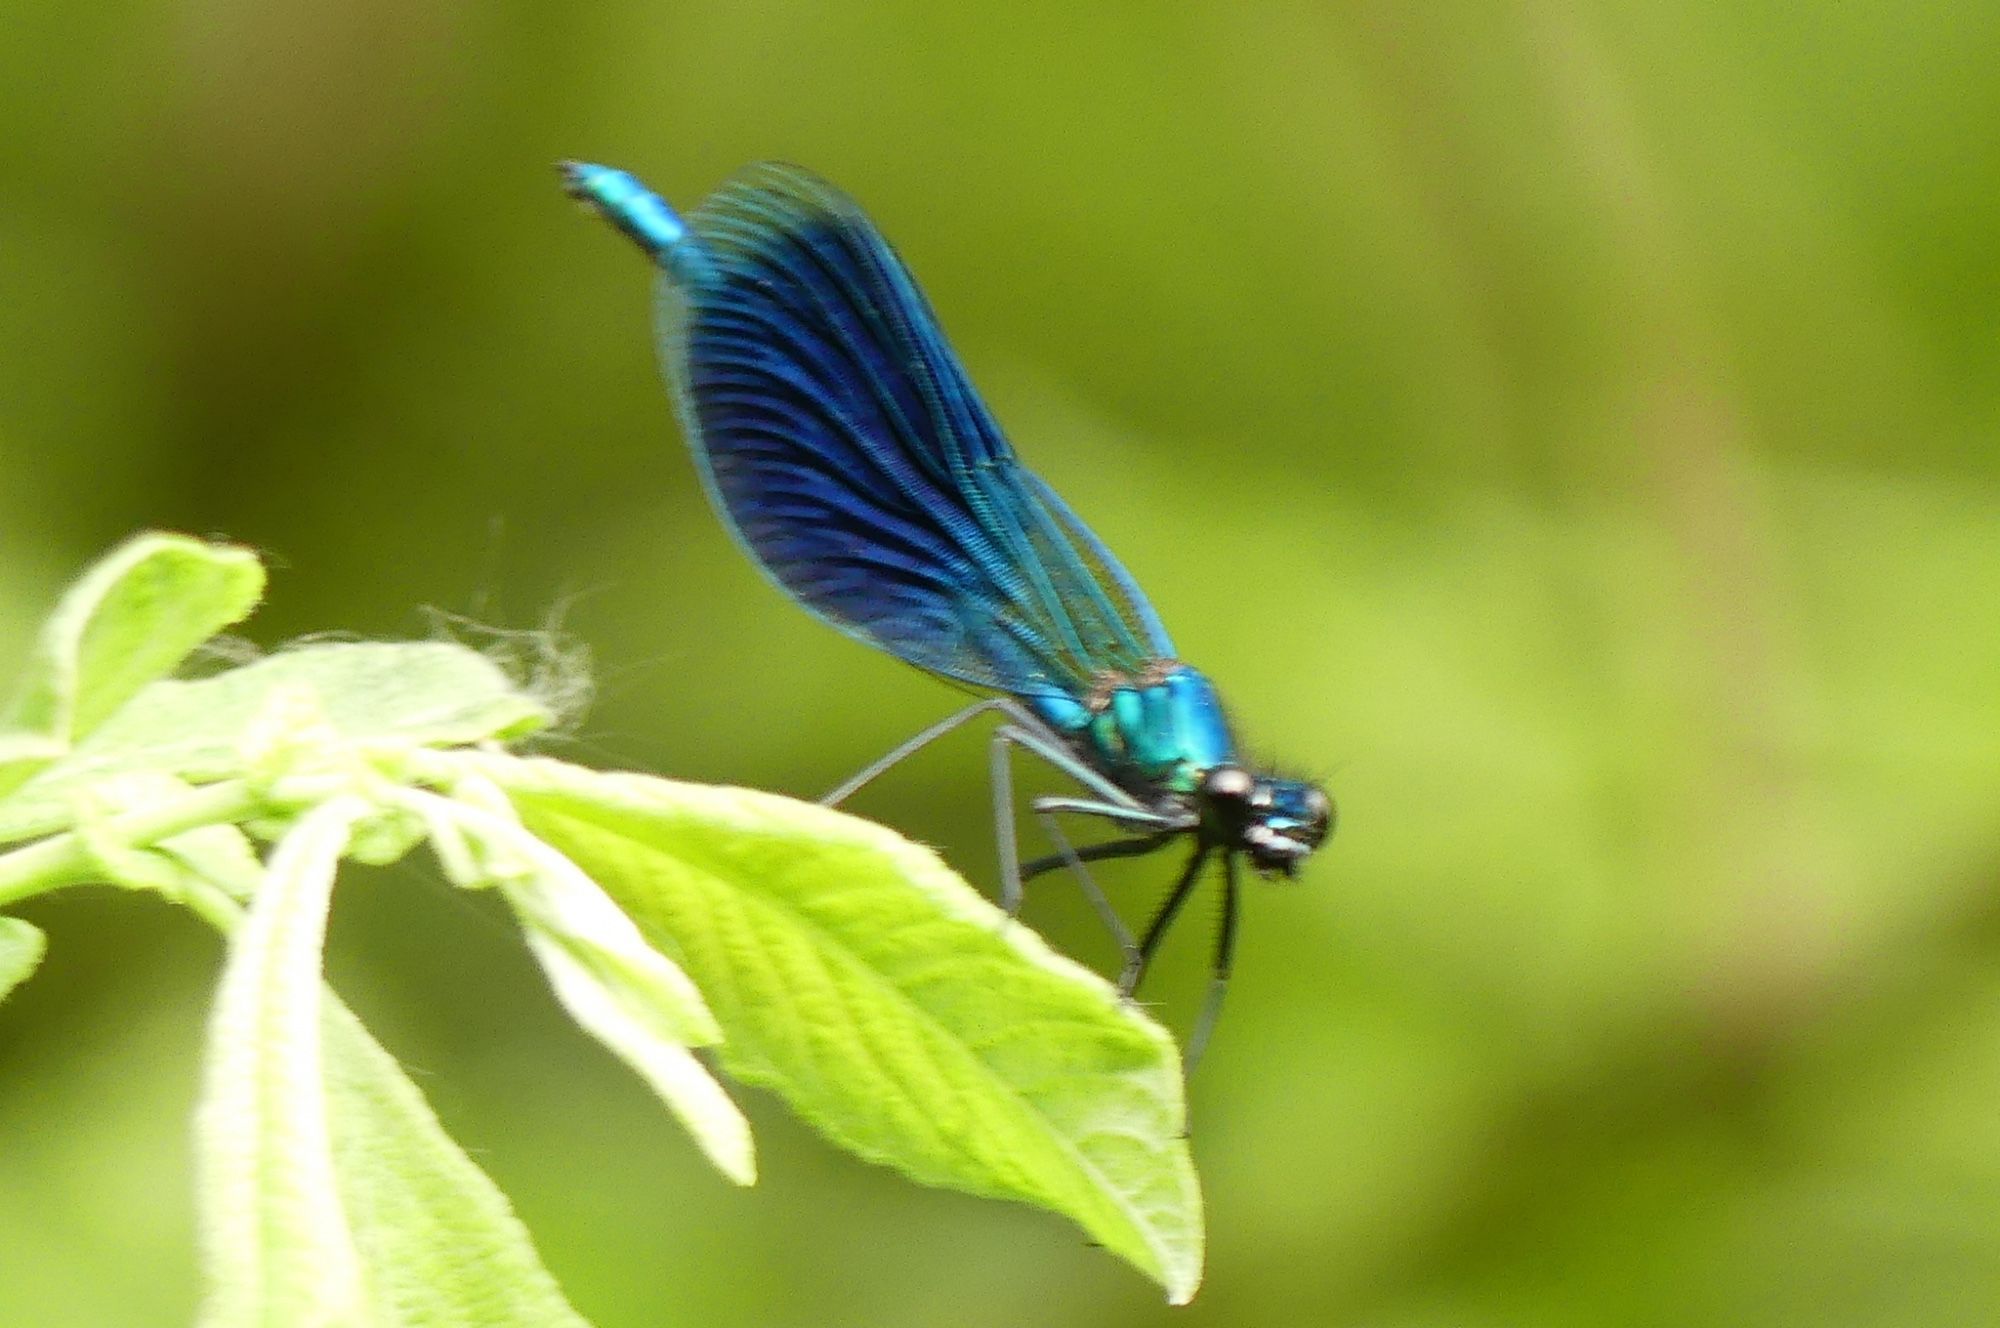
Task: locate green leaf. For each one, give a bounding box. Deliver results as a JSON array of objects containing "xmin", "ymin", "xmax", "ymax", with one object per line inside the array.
[
  {"xmin": 156, "ymin": 820, "xmax": 270, "ymax": 903},
  {"xmin": 62, "ymin": 772, "xmax": 271, "ymax": 902},
  {"xmin": 186, "ymin": 788, "xmax": 591, "ymax": 1327},
  {"xmin": 195, "ymin": 796, "xmax": 369, "ymax": 1327},
  {"xmin": 472, "ymin": 752, "xmax": 1204, "ymax": 1303},
  {"xmin": 0, "ymin": 533, "xmax": 264, "ymax": 796},
  {"xmin": 320, "ymin": 994, "xmax": 594, "ymax": 1327},
  {"xmin": 401, "ymin": 780, "xmax": 755, "ymax": 1184},
  {"xmin": 0, "ymin": 733, "xmax": 64, "ymax": 805},
  {"xmin": 0, "ymin": 916, "xmax": 46, "ymax": 1004},
  {"xmin": 503, "ymin": 861, "xmax": 755, "ymax": 1185},
  {"xmin": 386, "ymin": 780, "xmax": 752, "ymax": 1184},
  {"xmin": 0, "ymin": 642, "xmax": 550, "ymax": 845}
]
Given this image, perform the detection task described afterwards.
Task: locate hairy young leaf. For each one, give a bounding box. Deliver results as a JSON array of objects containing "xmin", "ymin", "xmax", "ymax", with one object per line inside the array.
[
  {"xmin": 65, "ymin": 773, "xmax": 264, "ymax": 899},
  {"xmin": 0, "ymin": 916, "xmax": 45, "ymax": 1004},
  {"xmin": 195, "ymin": 794, "xmax": 596, "ymax": 1326},
  {"xmin": 470, "ymin": 753, "xmax": 1204, "ymax": 1303},
  {"xmin": 515, "ymin": 909, "xmax": 756, "ymax": 1186},
  {"xmin": 0, "ymin": 534, "xmax": 263, "ymax": 797},
  {"xmin": 0, "ymin": 643, "xmax": 550, "ymax": 845},
  {"xmin": 500, "ymin": 846, "xmax": 756, "ymax": 1185},
  {"xmin": 196, "ymin": 797, "xmax": 369, "ymax": 1328},
  {"xmin": 0, "ymin": 733, "xmax": 64, "ymax": 806},
  {"xmin": 402, "ymin": 782, "xmax": 755, "ymax": 1184},
  {"xmin": 320, "ymin": 995, "xmax": 595, "ymax": 1327}
]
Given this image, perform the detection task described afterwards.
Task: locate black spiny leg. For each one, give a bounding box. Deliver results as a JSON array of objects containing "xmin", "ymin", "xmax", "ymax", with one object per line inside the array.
[
  {"xmin": 1018, "ymin": 832, "xmax": 1176, "ymax": 884},
  {"xmin": 1120, "ymin": 846, "xmax": 1211, "ymax": 996},
  {"xmin": 1183, "ymin": 852, "xmax": 1241, "ymax": 1072}
]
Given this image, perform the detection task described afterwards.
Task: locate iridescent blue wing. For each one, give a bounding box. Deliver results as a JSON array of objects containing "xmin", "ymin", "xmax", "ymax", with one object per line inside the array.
[{"xmin": 654, "ymin": 162, "xmax": 1174, "ymax": 698}]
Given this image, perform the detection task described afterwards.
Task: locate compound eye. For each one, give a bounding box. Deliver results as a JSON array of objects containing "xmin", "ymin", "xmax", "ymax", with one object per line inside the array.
[
  {"xmin": 1302, "ymin": 787, "xmax": 1336, "ymax": 839},
  {"xmin": 1202, "ymin": 764, "xmax": 1255, "ymax": 802}
]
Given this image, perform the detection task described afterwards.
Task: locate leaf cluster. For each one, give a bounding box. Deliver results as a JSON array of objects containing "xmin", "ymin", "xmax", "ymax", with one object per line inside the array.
[{"xmin": 0, "ymin": 535, "xmax": 1203, "ymax": 1322}]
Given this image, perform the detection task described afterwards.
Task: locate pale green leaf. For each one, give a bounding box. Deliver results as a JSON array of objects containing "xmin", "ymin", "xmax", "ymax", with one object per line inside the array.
[
  {"xmin": 46, "ymin": 771, "xmax": 265, "ymax": 901},
  {"xmin": 320, "ymin": 994, "xmax": 595, "ymax": 1327},
  {"xmin": 68, "ymin": 773, "xmax": 230, "ymax": 896},
  {"xmin": 0, "ymin": 733, "xmax": 64, "ymax": 805},
  {"xmin": 0, "ymin": 916, "xmax": 46, "ymax": 1004},
  {"xmin": 470, "ymin": 752, "xmax": 1204, "ymax": 1303},
  {"xmin": 156, "ymin": 820, "xmax": 270, "ymax": 903},
  {"xmin": 515, "ymin": 913, "xmax": 756, "ymax": 1186},
  {"xmin": 0, "ymin": 642, "xmax": 549, "ymax": 845},
  {"xmin": 402, "ymin": 783, "xmax": 753, "ymax": 1185},
  {"xmin": 195, "ymin": 798, "xmax": 369, "ymax": 1328},
  {"xmin": 0, "ymin": 533, "xmax": 263, "ymax": 797},
  {"xmin": 180, "ymin": 782, "xmax": 590, "ymax": 1327},
  {"xmin": 505, "ymin": 864, "xmax": 755, "ymax": 1184}
]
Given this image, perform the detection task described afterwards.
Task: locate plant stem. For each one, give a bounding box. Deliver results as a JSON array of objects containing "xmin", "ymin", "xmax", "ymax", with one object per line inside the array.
[{"xmin": 0, "ymin": 779, "xmax": 261, "ymax": 908}]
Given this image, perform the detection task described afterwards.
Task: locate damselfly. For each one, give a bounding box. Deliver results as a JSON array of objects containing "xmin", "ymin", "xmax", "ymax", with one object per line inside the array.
[{"xmin": 562, "ymin": 161, "xmax": 1334, "ymax": 1061}]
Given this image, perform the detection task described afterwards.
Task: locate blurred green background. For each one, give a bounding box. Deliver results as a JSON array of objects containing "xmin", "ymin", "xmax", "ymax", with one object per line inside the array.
[{"xmin": 3, "ymin": 1, "xmax": 1998, "ymax": 1324}]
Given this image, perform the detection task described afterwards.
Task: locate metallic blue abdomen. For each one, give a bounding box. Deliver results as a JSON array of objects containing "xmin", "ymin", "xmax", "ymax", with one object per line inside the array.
[{"xmin": 1030, "ymin": 665, "xmax": 1236, "ymax": 794}]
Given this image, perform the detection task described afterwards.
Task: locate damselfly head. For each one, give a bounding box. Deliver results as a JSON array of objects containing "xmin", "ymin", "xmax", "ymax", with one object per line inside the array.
[{"xmin": 1197, "ymin": 765, "xmax": 1335, "ymax": 879}]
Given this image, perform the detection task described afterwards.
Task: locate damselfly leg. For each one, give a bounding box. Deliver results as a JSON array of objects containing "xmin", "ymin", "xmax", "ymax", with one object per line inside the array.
[
  {"xmin": 827, "ymin": 699, "xmax": 1237, "ymax": 1069},
  {"xmin": 820, "ymin": 697, "xmax": 1029, "ymax": 808},
  {"xmin": 824, "ymin": 699, "xmax": 1182, "ymax": 967},
  {"xmin": 1124, "ymin": 846, "xmax": 1211, "ymax": 997},
  {"xmin": 1017, "ymin": 830, "xmax": 1178, "ymax": 884},
  {"xmin": 1182, "ymin": 854, "xmax": 1241, "ymax": 1072}
]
